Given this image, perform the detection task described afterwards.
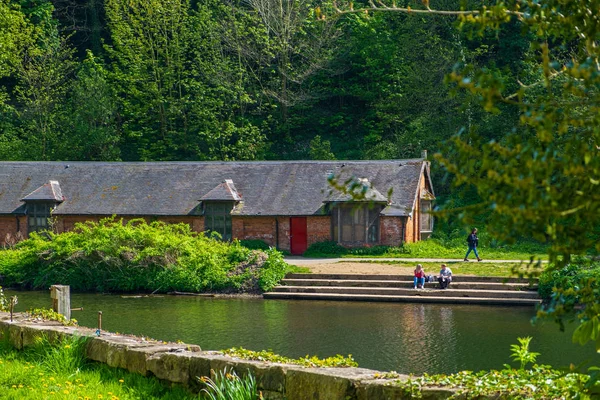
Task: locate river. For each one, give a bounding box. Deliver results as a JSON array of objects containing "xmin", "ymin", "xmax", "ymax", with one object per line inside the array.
[{"xmin": 5, "ymin": 290, "xmax": 596, "ymax": 374}]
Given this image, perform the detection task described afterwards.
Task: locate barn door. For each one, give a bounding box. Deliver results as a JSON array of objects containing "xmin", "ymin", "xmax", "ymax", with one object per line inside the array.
[{"xmin": 290, "ymin": 217, "xmax": 308, "ymax": 255}]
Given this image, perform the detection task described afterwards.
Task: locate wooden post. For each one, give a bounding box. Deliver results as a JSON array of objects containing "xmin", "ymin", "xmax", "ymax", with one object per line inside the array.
[
  {"xmin": 97, "ymin": 311, "xmax": 102, "ymax": 331},
  {"xmin": 50, "ymin": 285, "xmax": 71, "ymax": 321}
]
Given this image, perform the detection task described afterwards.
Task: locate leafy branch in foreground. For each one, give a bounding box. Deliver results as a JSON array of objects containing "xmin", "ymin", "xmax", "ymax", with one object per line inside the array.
[{"xmin": 395, "ymin": 336, "xmax": 593, "ymax": 399}]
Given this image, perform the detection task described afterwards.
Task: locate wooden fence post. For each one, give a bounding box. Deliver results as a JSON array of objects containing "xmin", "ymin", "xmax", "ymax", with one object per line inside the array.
[{"xmin": 50, "ymin": 285, "xmax": 71, "ymax": 321}]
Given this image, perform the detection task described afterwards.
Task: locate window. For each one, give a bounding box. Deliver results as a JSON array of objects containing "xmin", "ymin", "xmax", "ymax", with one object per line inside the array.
[
  {"xmin": 332, "ymin": 204, "xmax": 381, "ymax": 245},
  {"xmin": 204, "ymin": 202, "xmax": 234, "ymax": 240},
  {"xmin": 420, "ymin": 200, "xmax": 433, "ymax": 238},
  {"xmin": 26, "ymin": 202, "xmax": 54, "ymax": 234}
]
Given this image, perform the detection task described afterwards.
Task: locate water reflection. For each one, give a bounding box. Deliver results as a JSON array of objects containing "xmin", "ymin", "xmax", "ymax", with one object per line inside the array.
[{"xmin": 5, "ymin": 290, "xmax": 597, "ymax": 374}]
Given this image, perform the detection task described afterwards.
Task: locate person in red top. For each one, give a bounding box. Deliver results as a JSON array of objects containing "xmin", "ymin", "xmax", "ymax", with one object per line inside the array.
[{"xmin": 414, "ymin": 264, "xmax": 426, "ymax": 289}]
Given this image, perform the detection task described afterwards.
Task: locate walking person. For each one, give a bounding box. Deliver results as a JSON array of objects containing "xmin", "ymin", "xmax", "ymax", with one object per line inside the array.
[
  {"xmin": 438, "ymin": 264, "xmax": 452, "ymax": 289},
  {"xmin": 464, "ymin": 228, "xmax": 482, "ymax": 262},
  {"xmin": 414, "ymin": 264, "xmax": 426, "ymax": 289}
]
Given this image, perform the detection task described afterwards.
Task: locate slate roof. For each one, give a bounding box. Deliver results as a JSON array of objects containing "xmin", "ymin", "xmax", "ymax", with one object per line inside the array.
[{"xmin": 0, "ymin": 160, "xmax": 431, "ymax": 217}]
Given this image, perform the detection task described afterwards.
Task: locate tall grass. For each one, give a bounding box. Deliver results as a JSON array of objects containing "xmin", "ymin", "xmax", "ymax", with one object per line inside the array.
[
  {"xmin": 0, "ymin": 333, "xmax": 197, "ymax": 400},
  {"xmin": 25, "ymin": 335, "xmax": 88, "ymax": 374},
  {"xmin": 200, "ymin": 368, "xmax": 261, "ymax": 400}
]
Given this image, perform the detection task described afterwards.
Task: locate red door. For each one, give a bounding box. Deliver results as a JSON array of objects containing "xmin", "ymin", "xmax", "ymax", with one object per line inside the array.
[{"xmin": 290, "ymin": 217, "xmax": 308, "ymax": 255}]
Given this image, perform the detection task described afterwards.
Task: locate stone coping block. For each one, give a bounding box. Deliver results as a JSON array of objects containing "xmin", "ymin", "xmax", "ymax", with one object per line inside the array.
[{"xmin": 0, "ymin": 312, "xmax": 469, "ymax": 399}]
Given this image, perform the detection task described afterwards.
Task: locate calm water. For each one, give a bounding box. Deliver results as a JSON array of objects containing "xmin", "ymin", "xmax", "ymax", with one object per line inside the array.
[{"xmin": 5, "ymin": 290, "xmax": 597, "ymax": 374}]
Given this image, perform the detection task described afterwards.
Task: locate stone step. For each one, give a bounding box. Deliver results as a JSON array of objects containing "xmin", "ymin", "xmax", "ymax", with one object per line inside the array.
[
  {"xmin": 285, "ymin": 273, "xmax": 534, "ymax": 284},
  {"xmin": 271, "ymin": 286, "xmax": 540, "ymax": 299},
  {"xmin": 280, "ymin": 279, "xmax": 537, "ymax": 291},
  {"xmin": 263, "ymin": 292, "xmax": 541, "ymax": 306}
]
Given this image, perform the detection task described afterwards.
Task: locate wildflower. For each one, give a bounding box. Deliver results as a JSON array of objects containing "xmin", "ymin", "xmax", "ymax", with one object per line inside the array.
[
  {"xmin": 50, "ymin": 392, "xmax": 55, "ymax": 395},
  {"xmin": 49, "ymin": 377, "xmax": 55, "ymax": 381},
  {"xmin": 118, "ymin": 379, "xmax": 124, "ymax": 383},
  {"xmin": 11, "ymin": 385, "xmax": 16, "ymax": 388},
  {"xmin": 98, "ymin": 395, "xmax": 103, "ymax": 399},
  {"xmin": 18, "ymin": 384, "xmax": 23, "ymax": 388},
  {"xmin": 108, "ymin": 392, "xmax": 113, "ymax": 395},
  {"xmin": 63, "ymin": 390, "xmax": 70, "ymax": 394},
  {"xmin": 66, "ymin": 381, "xmax": 72, "ymax": 386},
  {"xmin": 65, "ymin": 345, "xmax": 71, "ymax": 349},
  {"xmin": 44, "ymin": 384, "xmax": 48, "ymax": 388},
  {"xmin": 79, "ymin": 384, "xmax": 84, "ymax": 387}
]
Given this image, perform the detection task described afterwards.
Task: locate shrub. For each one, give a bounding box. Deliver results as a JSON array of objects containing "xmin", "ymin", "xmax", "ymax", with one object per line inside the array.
[
  {"xmin": 221, "ymin": 347, "xmax": 358, "ymax": 368},
  {"xmin": 303, "ymin": 241, "xmax": 348, "ymax": 257},
  {"xmin": 239, "ymin": 239, "xmax": 270, "ymax": 251},
  {"xmin": 538, "ymin": 258, "xmax": 600, "ymax": 299},
  {"xmin": 0, "ymin": 217, "xmax": 292, "ymax": 294}
]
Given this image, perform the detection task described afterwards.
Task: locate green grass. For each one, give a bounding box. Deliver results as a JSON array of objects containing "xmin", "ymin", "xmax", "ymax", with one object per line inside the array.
[
  {"xmin": 0, "ymin": 334, "xmax": 197, "ymax": 400},
  {"xmin": 303, "ymin": 236, "xmax": 548, "ymax": 261}
]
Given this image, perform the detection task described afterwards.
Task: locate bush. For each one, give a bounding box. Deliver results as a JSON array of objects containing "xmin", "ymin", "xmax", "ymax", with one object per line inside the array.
[
  {"xmin": 239, "ymin": 239, "xmax": 270, "ymax": 251},
  {"xmin": 0, "ymin": 217, "xmax": 292, "ymax": 294},
  {"xmin": 538, "ymin": 258, "xmax": 600, "ymax": 299},
  {"xmin": 303, "ymin": 241, "xmax": 348, "ymax": 257}
]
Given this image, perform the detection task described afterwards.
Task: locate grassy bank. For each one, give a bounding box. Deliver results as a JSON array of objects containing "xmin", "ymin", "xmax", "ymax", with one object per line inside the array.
[
  {"xmin": 0, "ymin": 335, "xmax": 197, "ymax": 400},
  {"xmin": 303, "ymin": 235, "xmax": 548, "ymax": 260},
  {"xmin": 0, "ymin": 218, "xmax": 294, "ymax": 294}
]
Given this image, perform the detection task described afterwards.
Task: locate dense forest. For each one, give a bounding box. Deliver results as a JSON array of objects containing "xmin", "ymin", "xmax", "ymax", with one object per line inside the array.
[
  {"xmin": 0, "ymin": 0, "xmax": 534, "ymax": 161},
  {"xmin": 0, "ymin": 0, "xmax": 557, "ymax": 236}
]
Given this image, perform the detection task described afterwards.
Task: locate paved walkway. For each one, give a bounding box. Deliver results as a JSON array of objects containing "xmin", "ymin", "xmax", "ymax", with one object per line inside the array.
[{"xmin": 284, "ymin": 257, "xmax": 543, "ymax": 265}]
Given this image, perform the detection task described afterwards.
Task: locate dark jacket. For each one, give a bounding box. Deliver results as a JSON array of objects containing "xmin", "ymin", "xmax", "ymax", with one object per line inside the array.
[{"xmin": 467, "ymin": 233, "xmax": 479, "ymax": 247}]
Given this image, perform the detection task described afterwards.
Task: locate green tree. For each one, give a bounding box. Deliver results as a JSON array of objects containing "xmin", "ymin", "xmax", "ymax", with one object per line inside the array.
[
  {"xmin": 332, "ymin": 0, "xmax": 600, "ymax": 351},
  {"xmin": 105, "ymin": 0, "xmax": 266, "ymax": 160},
  {"xmin": 64, "ymin": 51, "xmax": 120, "ymax": 160}
]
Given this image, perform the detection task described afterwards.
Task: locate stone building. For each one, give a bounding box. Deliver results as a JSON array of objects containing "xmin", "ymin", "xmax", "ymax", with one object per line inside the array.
[{"xmin": 0, "ymin": 159, "xmax": 434, "ymax": 254}]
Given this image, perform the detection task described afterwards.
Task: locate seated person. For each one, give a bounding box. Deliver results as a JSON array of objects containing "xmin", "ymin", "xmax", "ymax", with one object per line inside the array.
[
  {"xmin": 414, "ymin": 264, "xmax": 425, "ymax": 289},
  {"xmin": 438, "ymin": 264, "xmax": 453, "ymax": 289}
]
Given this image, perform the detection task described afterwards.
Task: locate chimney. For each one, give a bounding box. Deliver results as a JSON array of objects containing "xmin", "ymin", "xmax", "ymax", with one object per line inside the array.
[{"xmin": 421, "ymin": 150, "xmax": 428, "ymax": 159}]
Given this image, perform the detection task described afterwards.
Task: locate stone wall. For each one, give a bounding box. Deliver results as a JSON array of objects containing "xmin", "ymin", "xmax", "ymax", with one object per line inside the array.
[{"xmin": 0, "ymin": 313, "xmax": 459, "ymax": 399}]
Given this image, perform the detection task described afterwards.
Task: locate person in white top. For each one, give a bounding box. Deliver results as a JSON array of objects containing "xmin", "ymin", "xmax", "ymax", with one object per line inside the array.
[{"xmin": 438, "ymin": 264, "xmax": 452, "ymax": 289}]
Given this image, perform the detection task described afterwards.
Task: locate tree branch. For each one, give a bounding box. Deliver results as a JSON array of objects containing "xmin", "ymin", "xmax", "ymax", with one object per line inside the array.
[{"xmin": 332, "ymin": 2, "xmax": 524, "ymax": 17}]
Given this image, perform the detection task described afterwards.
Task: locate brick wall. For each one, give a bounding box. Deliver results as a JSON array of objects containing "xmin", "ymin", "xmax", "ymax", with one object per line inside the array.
[
  {"xmin": 380, "ymin": 216, "xmax": 404, "ymax": 246},
  {"xmin": 307, "ymin": 216, "xmax": 330, "ymax": 247},
  {"xmin": 232, "ymin": 217, "xmax": 277, "ymax": 247},
  {"xmin": 0, "ymin": 216, "xmax": 26, "ymax": 245}
]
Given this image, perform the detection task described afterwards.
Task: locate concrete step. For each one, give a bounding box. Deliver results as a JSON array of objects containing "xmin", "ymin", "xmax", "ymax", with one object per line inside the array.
[
  {"xmin": 263, "ymin": 292, "xmax": 541, "ymax": 306},
  {"xmin": 285, "ymin": 273, "xmax": 535, "ymax": 284},
  {"xmin": 280, "ymin": 279, "xmax": 537, "ymax": 291},
  {"xmin": 271, "ymin": 286, "xmax": 540, "ymax": 299}
]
